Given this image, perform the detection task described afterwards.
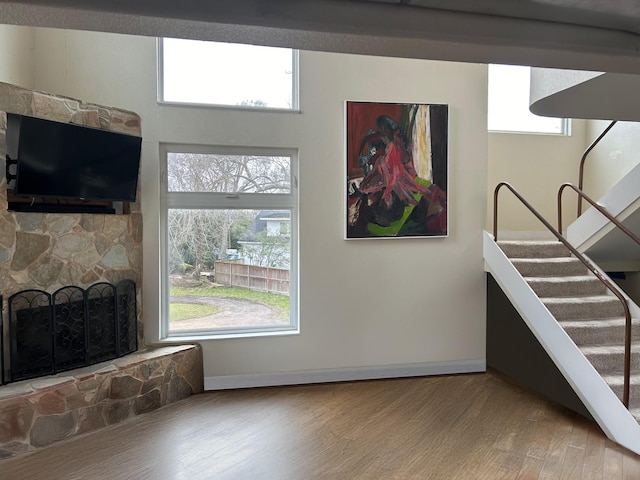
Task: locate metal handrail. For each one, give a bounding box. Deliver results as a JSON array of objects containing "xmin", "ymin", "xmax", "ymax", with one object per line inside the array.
[
  {"xmin": 578, "ymin": 120, "xmax": 617, "ymax": 216},
  {"xmin": 494, "ymin": 181, "xmax": 632, "ymax": 407},
  {"xmin": 558, "ymin": 183, "xmax": 640, "ymax": 244}
]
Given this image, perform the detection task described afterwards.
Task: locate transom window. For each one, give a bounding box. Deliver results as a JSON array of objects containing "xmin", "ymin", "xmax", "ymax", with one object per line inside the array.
[
  {"xmin": 159, "ymin": 38, "xmax": 299, "ymax": 110},
  {"xmin": 160, "ymin": 145, "xmax": 298, "ymax": 338},
  {"xmin": 488, "ymin": 64, "xmax": 569, "ymax": 135}
]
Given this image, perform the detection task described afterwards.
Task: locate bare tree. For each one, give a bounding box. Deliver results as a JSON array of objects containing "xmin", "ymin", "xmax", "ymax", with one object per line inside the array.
[
  {"xmin": 167, "ymin": 153, "xmax": 290, "ymax": 277},
  {"xmin": 240, "ymin": 231, "xmax": 290, "ymax": 268},
  {"xmin": 168, "ymin": 153, "xmax": 290, "ymax": 194}
]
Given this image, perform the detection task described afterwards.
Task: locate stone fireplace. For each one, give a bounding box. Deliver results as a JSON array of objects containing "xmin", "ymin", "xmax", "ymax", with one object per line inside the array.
[
  {"xmin": 0, "ymin": 83, "xmax": 203, "ymax": 459},
  {"xmin": 0, "ymin": 81, "xmax": 143, "ymax": 318}
]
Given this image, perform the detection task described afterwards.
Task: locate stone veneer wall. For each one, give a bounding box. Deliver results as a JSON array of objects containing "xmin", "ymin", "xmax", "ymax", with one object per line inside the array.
[
  {"xmin": 0, "ymin": 81, "xmax": 143, "ymax": 341},
  {"xmin": 0, "ymin": 84, "xmax": 204, "ymax": 460},
  {"xmin": 0, "ymin": 345, "xmax": 204, "ymax": 459}
]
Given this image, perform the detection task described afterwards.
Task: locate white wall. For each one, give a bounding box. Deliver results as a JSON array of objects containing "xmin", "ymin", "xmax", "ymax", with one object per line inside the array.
[
  {"xmin": 23, "ymin": 26, "xmax": 488, "ymax": 381},
  {"xmin": 487, "ymin": 122, "xmax": 587, "ymax": 235},
  {"xmin": 0, "ymin": 24, "xmax": 34, "ymax": 88}
]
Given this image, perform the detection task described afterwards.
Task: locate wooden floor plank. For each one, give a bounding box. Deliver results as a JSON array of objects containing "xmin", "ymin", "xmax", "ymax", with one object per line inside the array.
[
  {"xmin": 0, "ymin": 371, "xmax": 638, "ymax": 479},
  {"xmin": 582, "ymin": 423, "xmax": 606, "ymax": 480},
  {"xmin": 560, "ymin": 417, "xmax": 589, "ymax": 480},
  {"xmin": 517, "ymin": 454, "xmax": 547, "ymax": 480},
  {"xmin": 603, "ymin": 440, "xmax": 625, "ymax": 480},
  {"xmin": 560, "ymin": 445, "xmax": 587, "ymax": 480},
  {"xmin": 622, "ymin": 448, "xmax": 640, "ymax": 479},
  {"xmin": 539, "ymin": 416, "xmax": 574, "ymax": 478}
]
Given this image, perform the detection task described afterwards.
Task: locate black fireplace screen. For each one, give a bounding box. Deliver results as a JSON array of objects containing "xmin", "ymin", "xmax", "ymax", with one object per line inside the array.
[{"xmin": 0, "ymin": 280, "xmax": 137, "ymax": 384}]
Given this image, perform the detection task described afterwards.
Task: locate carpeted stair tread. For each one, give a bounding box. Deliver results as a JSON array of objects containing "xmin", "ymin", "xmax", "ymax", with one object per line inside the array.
[
  {"xmin": 630, "ymin": 408, "xmax": 640, "ymax": 423},
  {"xmin": 579, "ymin": 344, "xmax": 640, "ymax": 375},
  {"xmin": 601, "ymin": 374, "xmax": 640, "ymax": 392},
  {"xmin": 525, "ymin": 275, "xmax": 606, "ymax": 297},
  {"xmin": 498, "ymin": 240, "xmax": 571, "ymax": 259},
  {"xmin": 601, "ymin": 375, "xmax": 640, "ymax": 405},
  {"xmin": 542, "ymin": 294, "xmax": 623, "ymax": 305},
  {"xmin": 580, "ymin": 344, "xmax": 640, "ymax": 356},
  {"xmin": 542, "ymin": 295, "xmax": 625, "ymax": 320},
  {"xmin": 560, "ymin": 318, "xmax": 640, "ymax": 346},
  {"xmin": 510, "ymin": 257, "xmax": 589, "ymax": 277},
  {"xmin": 525, "ymin": 275, "xmax": 601, "ymax": 282},
  {"xmin": 601, "ymin": 373, "xmax": 640, "ymax": 387}
]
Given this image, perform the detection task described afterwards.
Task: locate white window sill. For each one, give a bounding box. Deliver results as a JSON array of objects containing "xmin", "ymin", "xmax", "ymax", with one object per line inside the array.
[
  {"xmin": 157, "ymin": 326, "xmax": 300, "ymax": 342},
  {"xmin": 157, "ymin": 100, "xmax": 301, "ymax": 114}
]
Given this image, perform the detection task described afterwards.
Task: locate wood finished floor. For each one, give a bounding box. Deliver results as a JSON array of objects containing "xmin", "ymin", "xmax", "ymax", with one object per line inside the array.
[{"xmin": 2, "ymin": 371, "xmax": 640, "ymax": 479}]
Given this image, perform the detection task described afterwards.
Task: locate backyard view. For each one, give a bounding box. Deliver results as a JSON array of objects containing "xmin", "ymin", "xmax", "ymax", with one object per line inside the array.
[
  {"xmin": 165, "ymin": 150, "xmax": 294, "ymax": 332},
  {"xmin": 169, "ymin": 283, "xmax": 290, "ymax": 331}
]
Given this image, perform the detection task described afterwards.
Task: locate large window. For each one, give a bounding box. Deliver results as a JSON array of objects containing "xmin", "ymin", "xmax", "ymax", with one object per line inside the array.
[
  {"xmin": 488, "ymin": 64, "xmax": 569, "ymax": 135},
  {"xmin": 161, "ymin": 145, "xmax": 298, "ymax": 338},
  {"xmin": 159, "ymin": 38, "xmax": 298, "ymax": 110}
]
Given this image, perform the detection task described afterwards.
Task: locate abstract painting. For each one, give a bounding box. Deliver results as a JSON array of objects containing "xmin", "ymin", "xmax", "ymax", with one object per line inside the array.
[{"xmin": 345, "ymin": 101, "xmax": 448, "ymax": 239}]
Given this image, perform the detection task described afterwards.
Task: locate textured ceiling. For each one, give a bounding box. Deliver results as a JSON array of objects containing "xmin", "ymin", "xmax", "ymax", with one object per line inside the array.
[
  {"xmin": 369, "ymin": 0, "xmax": 640, "ymax": 35},
  {"xmin": 3, "ymin": 0, "xmax": 640, "ymax": 32},
  {"xmin": 4, "ymin": 0, "xmax": 640, "ymax": 34},
  {"xmin": 2, "ymin": 0, "xmax": 640, "ymax": 73}
]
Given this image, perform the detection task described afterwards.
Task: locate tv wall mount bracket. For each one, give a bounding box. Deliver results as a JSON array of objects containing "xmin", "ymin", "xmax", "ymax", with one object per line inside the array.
[{"xmin": 5, "ymin": 154, "xmax": 17, "ymax": 184}]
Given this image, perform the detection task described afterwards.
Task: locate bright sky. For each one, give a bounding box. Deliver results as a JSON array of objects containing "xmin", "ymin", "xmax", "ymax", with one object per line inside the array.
[
  {"xmin": 163, "ymin": 41, "xmax": 558, "ymax": 132},
  {"xmin": 488, "ymin": 64, "xmax": 565, "ymax": 134},
  {"xmin": 162, "ymin": 38, "xmax": 294, "ymax": 109}
]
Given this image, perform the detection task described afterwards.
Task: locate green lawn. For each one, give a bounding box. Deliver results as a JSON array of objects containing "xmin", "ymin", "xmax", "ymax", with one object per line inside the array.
[
  {"xmin": 170, "ymin": 303, "xmax": 223, "ymax": 321},
  {"xmin": 170, "ymin": 285, "xmax": 290, "ymax": 317}
]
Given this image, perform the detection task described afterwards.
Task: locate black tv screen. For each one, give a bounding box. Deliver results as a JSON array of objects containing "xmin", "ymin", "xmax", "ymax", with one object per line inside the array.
[{"xmin": 8, "ymin": 113, "xmax": 142, "ymax": 202}]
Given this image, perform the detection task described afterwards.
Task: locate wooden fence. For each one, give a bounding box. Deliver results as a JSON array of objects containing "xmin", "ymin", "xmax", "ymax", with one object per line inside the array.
[{"xmin": 214, "ymin": 261, "xmax": 290, "ymax": 295}]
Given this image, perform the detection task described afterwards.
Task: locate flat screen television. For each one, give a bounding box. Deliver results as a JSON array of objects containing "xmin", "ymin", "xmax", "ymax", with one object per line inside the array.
[{"xmin": 7, "ymin": 113, "xmax": 142, "ymax": 202}]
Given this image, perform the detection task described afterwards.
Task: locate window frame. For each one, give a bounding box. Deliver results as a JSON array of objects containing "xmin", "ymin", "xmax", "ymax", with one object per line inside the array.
[
  {"xmin": 487, "ymin": 64, "xmax": 570, "ymax": 136},
  {"xmin": 157, "ymin": 38, "xmax": 300, "ymax": 112},
  {"xmin": 159, "ymin": 143, "xmax": 299, "ymax": 340}
]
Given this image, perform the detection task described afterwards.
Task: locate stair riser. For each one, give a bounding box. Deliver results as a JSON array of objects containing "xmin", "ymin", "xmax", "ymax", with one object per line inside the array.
[
  {"xmin": 608, "ymin": 384, "xmax": 640, "ymax": 406},
  {"xmin": 544, "ymin": 300, "xmax": 624, "ymax": 320},
  {"xmin": 528, "ymin": 279, "xmax": 606, "ymax": 298},
  {"xmin": 563, "ymin": 325, "xmax": 640, "ymax": 347},
  {"xmin": 499, "ymin": 242, "xmax": 570, "ymax": 259},
  {"xmin": 512, "ymin": 260, "xmax": 589, "ymax": 277},
  {"xmin": 585, "ymin": 353, "xmax": 640, "ymax": 376}
]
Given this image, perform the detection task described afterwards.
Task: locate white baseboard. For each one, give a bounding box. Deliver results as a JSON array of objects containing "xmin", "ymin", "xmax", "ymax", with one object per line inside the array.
[{"xmin": 204, "ymin": 359, "xmax": 486, "ymax": 390}]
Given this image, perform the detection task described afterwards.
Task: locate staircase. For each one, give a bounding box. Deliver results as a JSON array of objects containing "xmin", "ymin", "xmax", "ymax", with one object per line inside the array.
[{"xmin": 497, "ymin": 239, "xmax": 640, "ymax": 420}]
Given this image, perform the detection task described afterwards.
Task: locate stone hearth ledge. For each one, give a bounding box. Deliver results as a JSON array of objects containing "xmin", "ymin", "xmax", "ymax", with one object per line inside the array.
[{"xmin": 0, "ymin": 344, "xmax": 203, "ymax": 459}]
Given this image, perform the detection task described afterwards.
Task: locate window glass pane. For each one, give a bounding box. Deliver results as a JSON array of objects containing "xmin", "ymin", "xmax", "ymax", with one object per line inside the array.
[
  {"xmin": 167, "ymin": 153, "xmax": 291, "ymax": 194},
  {"xmin": 168, "ymin": 208, "xmax": 291, "ymax": 332},
  {"xmin": 162, "ymin": 38, "xmax": 295, "ymax": 109},
  {"xmin": 488, "ymin": 64, "xmax": 566, "ymax": 134}
]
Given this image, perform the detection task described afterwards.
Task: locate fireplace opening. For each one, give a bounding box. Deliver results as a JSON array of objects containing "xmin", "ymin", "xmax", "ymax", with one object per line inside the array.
[{"xmin": 0, "ymin": 280, "xmax": 138, "ymax": 384}]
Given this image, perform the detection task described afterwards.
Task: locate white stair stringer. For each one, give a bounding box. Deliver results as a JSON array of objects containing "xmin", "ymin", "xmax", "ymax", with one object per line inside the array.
[
  {"xmin": 567, "ymin": 160, "xmax": 640, "ymax": 271},
  {"xmin": 484, "ymin": 231, "xmax": 640, "ymax": 455}
]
